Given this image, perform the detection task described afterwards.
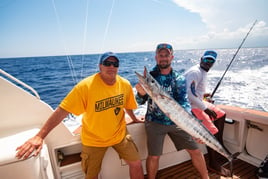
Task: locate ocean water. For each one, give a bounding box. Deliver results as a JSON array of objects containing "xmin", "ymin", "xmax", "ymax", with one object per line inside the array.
[{"xmin": 1, "ymin": 47, "xmax": 268, "ymax": 113}]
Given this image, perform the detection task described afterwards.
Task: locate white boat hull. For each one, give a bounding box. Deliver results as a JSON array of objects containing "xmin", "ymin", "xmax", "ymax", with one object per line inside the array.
[{"xmin": 1, "ymin": 69, "xmax": 267, "ymax": 179}]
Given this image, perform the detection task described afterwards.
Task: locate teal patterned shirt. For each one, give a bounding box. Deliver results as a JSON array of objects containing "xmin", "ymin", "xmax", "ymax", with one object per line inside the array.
[{"xmin": 136, "ymin": 66, "xmax": 191, "ymax": 125}]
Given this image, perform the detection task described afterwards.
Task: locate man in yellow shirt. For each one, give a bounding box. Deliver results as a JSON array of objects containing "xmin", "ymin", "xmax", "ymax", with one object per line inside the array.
[{"xmin": 16, "ymin": 52, "xmax": 144, "ymax": 179}]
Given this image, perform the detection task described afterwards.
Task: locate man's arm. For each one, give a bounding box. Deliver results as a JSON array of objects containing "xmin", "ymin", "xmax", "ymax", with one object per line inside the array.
[
  {"xmin": 16, "ymin": 107, "xmax": 69, "ymax": 159},
  {"xmin": 186, "ymin": 74, "xmax": 217, "ymax": 119},
  {"xmin": 125, "ymin": 109, "xmax": 144, "ymax": 123},
  {"xmin": 185, "ymin": 72, "xmax": 207, "ymax": 110}
]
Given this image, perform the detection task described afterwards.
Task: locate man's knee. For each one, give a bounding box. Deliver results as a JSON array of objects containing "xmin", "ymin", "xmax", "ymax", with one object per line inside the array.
[
  {"xmin": 186, "ymin": 148, "xmax": 203, "ymax": 157},
  {"xmin": 147, "ymin": 155, "xmax": 160, "ymax": 162},
  {"xmin": 126, "ymin": 159, "xmax": 143, "ymax": 168}
]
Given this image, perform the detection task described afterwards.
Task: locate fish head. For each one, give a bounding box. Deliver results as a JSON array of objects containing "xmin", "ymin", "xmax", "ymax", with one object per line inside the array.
[{"xmin": 135, "ymin": 67, "xmax": 163, "ymax": 96}]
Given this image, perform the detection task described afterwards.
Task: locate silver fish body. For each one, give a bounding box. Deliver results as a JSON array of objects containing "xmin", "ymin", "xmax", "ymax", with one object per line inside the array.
[{"xmin": 135, "ymin": 67, "xmax": 232, "ymax": 161}]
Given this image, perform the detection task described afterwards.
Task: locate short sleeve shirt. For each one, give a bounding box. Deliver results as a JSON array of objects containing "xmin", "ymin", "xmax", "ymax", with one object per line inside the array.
[
  {"xmin": 136, "ymin": 66, "xmax": 191, "ymax": 125},
  {"xmin": 60, "ymin": 73, "xmax": 137, "ymax": 147}
]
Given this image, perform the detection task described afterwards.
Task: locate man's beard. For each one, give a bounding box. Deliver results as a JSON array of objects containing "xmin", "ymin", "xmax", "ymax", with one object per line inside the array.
[{"xmin": 158, "ymin": 62, "xmax": 171, "ymax": 69}]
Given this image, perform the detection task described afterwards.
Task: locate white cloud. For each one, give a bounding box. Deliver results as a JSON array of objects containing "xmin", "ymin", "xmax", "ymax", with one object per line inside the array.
[
  {"xmin": 173, "ymin": 0, "xmax": 267, "ymax": 30},
  {"xmin": 172, "ymin": 0, "xmax": 268, "ymax": 48}
]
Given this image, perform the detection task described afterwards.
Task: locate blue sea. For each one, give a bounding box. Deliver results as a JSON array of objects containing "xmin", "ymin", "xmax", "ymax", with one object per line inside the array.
[{"xmin": 1, "ymin": 47, "xmax": 268, "ymax": 113}]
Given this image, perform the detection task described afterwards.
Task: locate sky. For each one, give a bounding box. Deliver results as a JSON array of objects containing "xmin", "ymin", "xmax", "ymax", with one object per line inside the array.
[{"xmin": 0, "ymin": 0, "xmax": 268, "ymax": 58}]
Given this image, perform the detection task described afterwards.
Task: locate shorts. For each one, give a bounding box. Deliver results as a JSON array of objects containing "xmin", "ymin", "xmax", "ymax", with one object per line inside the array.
[
  {"xmin": 191, "ymin": 101, "xmax": 226, "ymax": 135},
  {"xmin": 145, "ymin": 121, "xmax": 198, "ymax": 156},
  {"xmin": 80, "ymin": 133, "xmax": 140, "ymax": 178}
]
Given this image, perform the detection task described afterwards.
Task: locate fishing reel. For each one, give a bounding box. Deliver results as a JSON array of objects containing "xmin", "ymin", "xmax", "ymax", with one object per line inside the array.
[{"xmin": 203, "ymin": 93, "xmax": 215, "ymax": 104}]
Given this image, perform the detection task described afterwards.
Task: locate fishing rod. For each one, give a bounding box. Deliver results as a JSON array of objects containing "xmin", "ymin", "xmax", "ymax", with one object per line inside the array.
[{"xmin": 211, "ymin": 20, "xmax": 258, "ymax": 98}]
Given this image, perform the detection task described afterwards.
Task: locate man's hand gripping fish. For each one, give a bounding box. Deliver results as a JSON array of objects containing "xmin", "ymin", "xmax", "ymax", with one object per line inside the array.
[{"xmin": 135, "ymin": 67, "xmax": 234, "ymax": 163}]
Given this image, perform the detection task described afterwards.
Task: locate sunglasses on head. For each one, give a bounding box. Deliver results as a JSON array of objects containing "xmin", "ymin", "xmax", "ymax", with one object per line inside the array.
[
  {"xmin": 202, "ymin": 58, "xmax": 215, "ymax": 63},
  {"xmin": 156, "ymin": 43, "xmax": 173, "ymax": 51},
  {"xmin": 102, "ymin": 60, "xmax": 119, "ymax": 67}
]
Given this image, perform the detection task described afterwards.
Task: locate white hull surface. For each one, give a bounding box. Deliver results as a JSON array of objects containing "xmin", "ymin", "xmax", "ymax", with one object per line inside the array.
[{"xmin": 1, "ymin": 69, "xmax": 267, "ymax": 179}]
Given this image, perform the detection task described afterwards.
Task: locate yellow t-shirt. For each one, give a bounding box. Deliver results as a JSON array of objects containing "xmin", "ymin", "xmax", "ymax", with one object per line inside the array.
[{"xmin": 59, "ymin": 73, "xmax": 137, "ymax": 147}]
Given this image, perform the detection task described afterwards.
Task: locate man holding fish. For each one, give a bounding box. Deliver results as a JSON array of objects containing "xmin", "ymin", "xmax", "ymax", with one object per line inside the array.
[{"xmin": 135, "ymin": 43, "xmax": 209, "ymax": 179}]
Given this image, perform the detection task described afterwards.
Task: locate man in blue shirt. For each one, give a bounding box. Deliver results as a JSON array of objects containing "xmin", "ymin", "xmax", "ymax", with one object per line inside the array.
[{"xmin": 135, "ymin": 43, "xmax": 209, "ymax": 179}]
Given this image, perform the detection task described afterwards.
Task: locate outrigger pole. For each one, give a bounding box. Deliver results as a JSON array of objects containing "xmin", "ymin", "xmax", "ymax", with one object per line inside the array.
[{"xmin": 211, "ymin": 20, "xmax": 258, "ymax": 98}]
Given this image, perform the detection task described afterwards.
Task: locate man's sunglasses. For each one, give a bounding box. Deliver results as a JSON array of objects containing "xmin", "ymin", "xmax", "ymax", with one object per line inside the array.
[
  {"xmin": 102, "ymin": 61, "xmax": 119, "ymax": 67},
  {"xmin": 202, "ymin": 58, "xmax": 215, "ymax": 63}
]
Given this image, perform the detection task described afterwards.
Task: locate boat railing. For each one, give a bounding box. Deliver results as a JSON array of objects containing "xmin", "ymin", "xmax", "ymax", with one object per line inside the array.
[{"xmin": 0, "ymin": 68, "xmax": 40, "ymax": 99}]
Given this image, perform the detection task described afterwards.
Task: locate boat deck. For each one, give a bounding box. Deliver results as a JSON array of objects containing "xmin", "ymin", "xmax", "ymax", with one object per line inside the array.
[
  {"xmin": 61, "ymin": 152, "xmax": 259, "ymax": 178},
  {"xmin": 145, "ymin": 154, "xmax": 259, "ymax": 179}
]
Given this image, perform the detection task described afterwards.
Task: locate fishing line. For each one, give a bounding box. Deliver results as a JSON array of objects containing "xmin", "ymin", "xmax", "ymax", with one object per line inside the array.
[
  {"xmin": 51, "ymin": 0, "xmax": 78, "ymax": 84},
  {"xmin": 93, "ymin": 0, "xmax": 116, "ymax": 73},
  {"xmin": 80, "ymin": 0, "xmax": 90, "ymax": 80},
  {"xmin": 100, "ymin": 0, "xmax": 116, "ymax": 52},
  {"xmin": 211, "ymin": 20, "xmax": 258, "ymax": 98}
]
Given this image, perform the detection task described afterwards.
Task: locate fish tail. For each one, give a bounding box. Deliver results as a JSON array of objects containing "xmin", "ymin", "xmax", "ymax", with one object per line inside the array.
[
  {"xmin": 222, "ymin": 152, "xmax": 240, "ymax": 177},
  {"xmin": 230, "ymin": 159, "xmax": 233, "ymax": 177}
]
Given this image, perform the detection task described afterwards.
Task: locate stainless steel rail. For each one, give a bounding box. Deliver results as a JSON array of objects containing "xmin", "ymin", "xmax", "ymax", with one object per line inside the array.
[{"xmin": 0, "ymin": 68, "xmax": 40, "ymax": 99}]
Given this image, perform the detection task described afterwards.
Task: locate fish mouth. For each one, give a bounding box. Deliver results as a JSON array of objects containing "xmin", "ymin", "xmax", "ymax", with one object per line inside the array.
[{"xmin": 135, "ymin": 71, "xmax": 144, "ymax": 79}]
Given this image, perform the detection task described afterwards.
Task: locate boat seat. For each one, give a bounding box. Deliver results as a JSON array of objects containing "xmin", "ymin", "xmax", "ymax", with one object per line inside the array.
[
  {"xmin": 0, "ymin": 128, "xmax": 54, "ymax": 179},
  {"xmin": 0, "ymin": 128, "xmax": 39, "ymax": 166},
  {"xmin": 0, "ymin": 128, "xmax": 40, "ymax": 166}
]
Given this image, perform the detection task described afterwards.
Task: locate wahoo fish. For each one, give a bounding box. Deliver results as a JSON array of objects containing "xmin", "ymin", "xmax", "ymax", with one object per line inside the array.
[{"xmin": 135, "ymin": 67, "xmax": 233, "ymax": 161}]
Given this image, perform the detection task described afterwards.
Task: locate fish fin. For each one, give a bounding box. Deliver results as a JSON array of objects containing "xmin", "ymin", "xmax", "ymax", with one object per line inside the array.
[
  {"xmin": 231, "ymin": 152, "xmax": 241, "ymax": 159},
  {"xmin": 221, "ymin": 152, "xmax": 241, "ymax": 177},
  {"xmin": 207, "ymin": 166, "xmax": 232, "ymax": 177},
  {"xmin": 143, "ymin": 66, "xmax": 148, "ymax": 77}
]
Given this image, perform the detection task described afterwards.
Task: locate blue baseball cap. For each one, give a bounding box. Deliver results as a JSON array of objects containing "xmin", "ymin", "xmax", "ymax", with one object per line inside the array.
[
  {"xmin": 99, "ymin": 52, "xmax": 119, "ymax": 64},
  {"xmin": 202, "ymin": 50, "xmax": 217, "ymax": 60}
]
